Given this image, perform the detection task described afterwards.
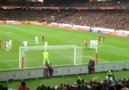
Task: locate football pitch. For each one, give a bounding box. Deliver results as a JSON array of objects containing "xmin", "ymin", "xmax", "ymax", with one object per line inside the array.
[{"xmin": 0, "ymin": 24, "xmax": 129, "ymax": 71}]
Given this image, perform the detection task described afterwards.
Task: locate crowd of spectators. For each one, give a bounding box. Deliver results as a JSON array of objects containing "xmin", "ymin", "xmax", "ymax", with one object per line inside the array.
[
  {"xmin": 44, "ymin": 0, "xmax": 129, "ymax": 7},
  {"xmin": 44, "ymin": 63, "xmax": 54, "ymax": 78},
  {"xmin": 0, "ymin": 9, "xmax": 76, "ymax": 23},
  {"xmin": 36, "ymin": 77, "xmax": 129, "ymax": 90},
  {"xmin": 0, "ymin": 0, "xmax": 129, "ymax": 7},
  {"xmin": 0, "ymin": 9, "xmax": 129, "ymax": 30},
  {"xmin": 57, "ymin": 10, "xmax": 129, "ymax": 30},
  {"xmin": 1, "ymin": 73, "xmax": 129, "ymax": 90},
  {"xmin": 1, "ymin": 1, "xmax": 129, "ymax": 30}
]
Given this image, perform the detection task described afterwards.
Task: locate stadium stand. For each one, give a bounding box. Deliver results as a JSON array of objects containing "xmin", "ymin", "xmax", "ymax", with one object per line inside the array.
[
  {"xmin": 1, "ymin": 0, "xmax": 129, "ymax": 90},
  {"xmin": 1, "ymin": 77, "xmax": 129, "ymax": 90},
  {"xmin": 0, "ymin": 9, "xmax": 129, "ymax": 30},
  {"xmin": 36, "ymin": 77, "xmax": 129, "ymax": 90}
]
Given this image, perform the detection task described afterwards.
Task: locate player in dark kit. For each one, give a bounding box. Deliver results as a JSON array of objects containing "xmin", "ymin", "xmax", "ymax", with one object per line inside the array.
[
  {"xmin": 98, "ymin": 36, "xmax": 101, "ymax": 42},
  {"xmin": 102, "ymin": 36, "xmax": 105, "ymax": 44},
  {"xmin": 42, "ymin": 35, "xmax": 44, "ymax": 41}
]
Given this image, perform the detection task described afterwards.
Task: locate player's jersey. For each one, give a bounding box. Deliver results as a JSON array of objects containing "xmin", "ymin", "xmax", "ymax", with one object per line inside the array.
[
  {"xmin": 23, "ymin": 41, "xmax": 28, "ymax": 46},
  {"xmin": 5, "ymin": 41, "xmax": 9, "ymax": 47},
  {"xmin": 84, "ymin": 40, "xmax": 88, "ymax": 46},
  {"xmin": 84, "ymin": 40, "xmax": 87, "ymax": 44},
  {"xmin": 35, "ymin": 36, "xmax": 38, "ymax": 41}
]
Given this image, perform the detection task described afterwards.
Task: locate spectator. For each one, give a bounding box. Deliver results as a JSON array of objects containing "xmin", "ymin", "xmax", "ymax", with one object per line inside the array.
[
  {"xmin": 90, "ymin": 58, "xmax": 95, "ymax": 74},
  {"xmin": 88, "ymin": 59, "xmax": 92, "ymax": 74},
  {"xmin": 48, "ymin": 63, "xmax": 54, "ymax": 77},
  {"xmin": 44, "ymin": 62, "xmax": 49, "ymax": 78},
  {"xmin": 106, "ymin": 70, "xmax": 114, "ymax": 81},
  {"xmin": 76, "ymin": 76, "xmax": 84, "ymax": 84},
  {"xmin": 121, "ymin": 87, "xmax": 129, "ymax": 90},
  {"xmin": 18, "ymin": 80, "xmax": 30, "ymax": 90}
]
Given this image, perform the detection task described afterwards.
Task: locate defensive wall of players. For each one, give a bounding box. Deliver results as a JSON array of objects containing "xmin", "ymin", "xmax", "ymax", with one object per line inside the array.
[
  {"xmin": 0, "ymin": 20, "xmax": 129, "ymax": 38},
  {"xmin": 0, "ymin": 61, "xmax": 129, "ymax": 81}
]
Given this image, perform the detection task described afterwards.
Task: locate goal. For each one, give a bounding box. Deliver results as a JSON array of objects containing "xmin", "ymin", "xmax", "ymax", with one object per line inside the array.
[{"xmin": 19, "ymin": 45, "xmax": 83, "ymax": 70}]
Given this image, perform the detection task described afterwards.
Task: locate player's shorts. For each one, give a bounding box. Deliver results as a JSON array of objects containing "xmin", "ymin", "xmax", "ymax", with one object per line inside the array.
[
  {"xmin": 85, "ymin": 43, "xmax": 88, "ymax": 46},
  {"xmin": 44, "ymin": 56, "xmax": 48, "ymax": 60},
  {"xmin": 24, "ymin": 45, "xmax": 28, "ymax": 47}
]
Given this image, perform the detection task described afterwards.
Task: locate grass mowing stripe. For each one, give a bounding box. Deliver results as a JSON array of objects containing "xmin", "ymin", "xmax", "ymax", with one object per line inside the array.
[
  {"xmin": 102, "ymin": 44, "xmax": 129, "ymax": 51},
  {"xmin": 99, "ymin": 59, "xmax": 109, "ymax": 62}
]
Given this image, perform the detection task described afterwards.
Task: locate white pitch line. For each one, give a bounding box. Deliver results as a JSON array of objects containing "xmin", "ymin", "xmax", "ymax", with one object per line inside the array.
[
  {"xmin": 0, "ymin": 56, "xmax": 109, "ymax": 63},
  {"xmin": 24, "ymin": 64, "xmax": 74, "ymax": 69},
  {"xmin": 0, "ymin": 60, "xmax": 18, "ymax": 62},
  {"xmin": 0, "ymin": 68, "xmax": 19, "ymax": 71}
]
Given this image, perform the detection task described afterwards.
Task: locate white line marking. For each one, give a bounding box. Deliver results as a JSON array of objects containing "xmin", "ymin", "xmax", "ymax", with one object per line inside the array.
[
  {"xmin": 24, "ymin": 64, "xmax": 74, "ymax": 69},
  {"xmin": 0, "ymin": 55, "xmax": 110, "ymax": 64},
  {"xmin": 0, "ymin": 68, "xmax": 19, "ymax": 71},
  {"xmin": 0, "ymin": 60, "xmax": 18, "ymax": 62},
  {"xmin": 0, "ymin": 56, "xmax": 106, "ymax": 62}
]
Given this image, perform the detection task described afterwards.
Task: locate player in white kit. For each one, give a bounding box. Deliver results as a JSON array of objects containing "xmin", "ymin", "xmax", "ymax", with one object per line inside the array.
[
  {"xmin": 23, "ymin": 41, "xmax": 28, "ymax": 51},
  {"xmin": 5, "ymin": 41, "xmax": 10, "ymax": 51},
  {"xmin": 9, "ymin": 39, "xmax": 12, "ymax": 50},
  {"xmin": 35, "ymin": 36, "xmax": 39, "ymax": 44}
]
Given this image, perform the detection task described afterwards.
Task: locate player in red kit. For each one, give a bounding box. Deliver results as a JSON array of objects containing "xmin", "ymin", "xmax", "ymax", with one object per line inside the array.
[
  {"xmin": 84, "ymin": 39, "xmax": 88, "ymax": 47},
  {"xmin": 0, "ymin": 40, "xmax": 2, "ymax": 52},
  {"xmin": 98, "ymin": 36, "xmax": 101, "ymax": 42},
  {"xmin": 102, "ymin": 36, "xmax": 105, "ymax": 44},
  {"xmin": 42, "ymin": 35, "xmax": 44, "ymax": 41}
]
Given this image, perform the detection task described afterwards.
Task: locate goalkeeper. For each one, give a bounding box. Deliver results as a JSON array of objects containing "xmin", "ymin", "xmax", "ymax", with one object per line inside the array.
[{"xmin": 43, "ymin": 51, "xmax": 49, "ymax": 65}]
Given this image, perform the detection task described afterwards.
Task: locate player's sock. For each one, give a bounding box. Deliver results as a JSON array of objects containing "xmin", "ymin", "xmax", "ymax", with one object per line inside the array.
[
  {"xmin": 43, "ymin": 60, "xmax": 45, "ymax": 65},
  {"xmin": 47, "ymin": 60, "xmax": 50, "ymax": 64}
]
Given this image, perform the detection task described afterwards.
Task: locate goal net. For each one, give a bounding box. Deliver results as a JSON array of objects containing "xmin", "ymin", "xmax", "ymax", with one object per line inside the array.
[
  {"xmin": 19, "ymin": 45, "xmax": 83, "ymax": 70},
  {"xmin": 82, "ymin": 40, "xmax": 98, "ymax": 64}
]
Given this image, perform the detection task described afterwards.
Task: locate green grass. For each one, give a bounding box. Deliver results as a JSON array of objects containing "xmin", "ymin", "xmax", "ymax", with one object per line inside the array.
[{"xmin": 0, "ymin": 24, "xmax": 129, "ymax": 71}]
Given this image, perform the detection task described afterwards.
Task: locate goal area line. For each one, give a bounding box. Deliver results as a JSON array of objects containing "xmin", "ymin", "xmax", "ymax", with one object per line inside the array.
[
  {"xmin": 1, "ymin": 60, "xmax": 129, "ymax": 71},
  {"xmin": 0, "ymin": 68, "xmax": 19, "ymax": 71},
  {"xmin": 0, "ymin": 55, "xmax": 108, "ymax": 62}
]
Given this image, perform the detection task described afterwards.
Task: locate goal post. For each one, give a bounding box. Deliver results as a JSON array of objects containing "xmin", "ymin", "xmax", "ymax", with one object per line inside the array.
[
  {"xmin": 19, "ymin": 45, "xmax": 83, "ymax": 70},
  {"xmin": 19, "ymin": 47, "xmax": 24, "ymax": 70}
]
